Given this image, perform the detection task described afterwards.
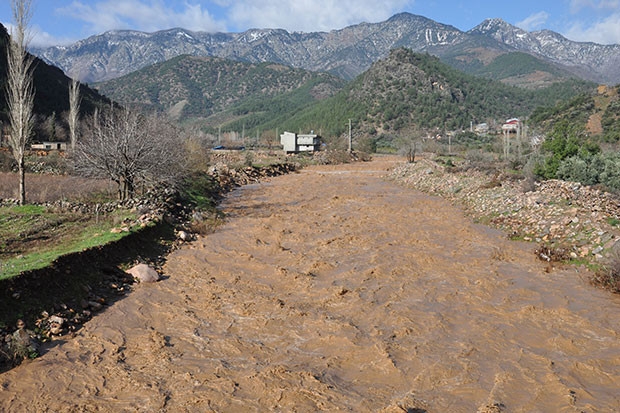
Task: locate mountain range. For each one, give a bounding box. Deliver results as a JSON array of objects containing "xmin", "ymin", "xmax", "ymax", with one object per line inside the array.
[
  {"xmin": 93, "ymin": 44, "xmax": 592, "ymax": 140},
  {"xmin": 35, "ymin": 13, "xmax": 620, "ymax": 86}
]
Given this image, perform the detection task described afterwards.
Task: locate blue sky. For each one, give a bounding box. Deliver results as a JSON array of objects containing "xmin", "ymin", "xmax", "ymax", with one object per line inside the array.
[{"xmin": 1, "ymin": 0, "xmax": 619, "ymax": 47}]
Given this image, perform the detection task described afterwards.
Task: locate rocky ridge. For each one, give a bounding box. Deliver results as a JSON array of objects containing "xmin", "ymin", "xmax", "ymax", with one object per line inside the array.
[
  {"xmin": 389, "ymin": 158, "xmax": 620, "ymax": 264},
  {"xmin": 34, "ymin": 13, "xmax": 620, "ymax": 85},
  {"xmin": 469, "ymin": 19, "xmax": 620, "ymax": 84}
]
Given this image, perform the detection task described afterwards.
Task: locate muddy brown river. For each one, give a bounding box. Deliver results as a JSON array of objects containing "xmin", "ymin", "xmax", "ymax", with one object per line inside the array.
[{"xmin": 1, "ymin": 157, "xmax": 619, "ymax": 412}]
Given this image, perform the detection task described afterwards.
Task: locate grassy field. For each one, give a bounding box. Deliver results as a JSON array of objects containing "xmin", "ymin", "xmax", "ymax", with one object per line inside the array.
[
  {"xmin": 0, "ymin": 204, "xmax": 138, "ymax": 279},
  {"xmin": 0, "ymin": 149, "xmax": 303, "ymax": 281},
  {"xmin": 0, "ymin": 171, "xmax": 138, "ymax": 280}
]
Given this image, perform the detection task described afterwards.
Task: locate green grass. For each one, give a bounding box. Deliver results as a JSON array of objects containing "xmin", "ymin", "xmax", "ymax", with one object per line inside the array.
[
  {"xmin": 0, "ymin": 207, "xmax": 138, "ymax": 280},
  {"xmin": 607, "ymin": 217, "xmax": 620, "ymax": 227},
  {"xmin": 4, "ymin": 205, "xmax": 46, "ymax": 214},
  {"xmin": 179, "ymin": 171, "xmax": 222, "ymax": 211}
]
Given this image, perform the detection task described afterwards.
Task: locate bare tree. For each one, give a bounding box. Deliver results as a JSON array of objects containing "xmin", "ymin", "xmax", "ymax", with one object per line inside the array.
[
  {"xmin": 396, "ymin": 132, "xmax": 421, "ymax": 163},
  {"xmin": 74, "ymin": 106, "xmax": 186, "ymax": 201},
  {"xmin": 400, "ymin": 139, "xmax": 417, "ymax": 163},
  {"xmin": 5, "ymin": 0, "xmax": 35, "ymax": 205},
  {"xmin": 68, "ymin": 77, "xmax": 81, "ymax": 151}
]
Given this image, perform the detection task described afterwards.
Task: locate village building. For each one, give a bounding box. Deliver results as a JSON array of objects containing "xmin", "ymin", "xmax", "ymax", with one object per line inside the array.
[
  {"xmin": 501, "ymin": 118, "xmax": 524, "ymax": 158},
  {"xmin": 31, "ymin": 141, "xmax": 67, "ymax": 151},
  {"xmin": 280, "ymin": 131, "xmax": 321, "ymax": 153},
  {"xmin": 474, "ymin": 122, "xmax": 489, "ymax": 135}
]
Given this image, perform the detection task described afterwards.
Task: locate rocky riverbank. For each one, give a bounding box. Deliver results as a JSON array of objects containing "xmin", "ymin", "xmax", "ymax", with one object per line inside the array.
[{"xmin": 388, "ymin": 157, "xmax": 620, "ymax": 267}]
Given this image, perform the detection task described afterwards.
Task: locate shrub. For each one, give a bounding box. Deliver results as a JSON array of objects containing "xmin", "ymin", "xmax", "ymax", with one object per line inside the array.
[
  {"xmin": 591, "ymin": 251, "xmax": 620, "ymax": 293},
  {"xmin": 465, "ymin": 149, "xmax": 496, "ymax": 164},
  {"xmin": 0, "ymin": 150, "xmax": 16, "ymax": 172},
  {"xmin": 188, "ymin": 210, "xmax": 224, "ymax": 236},
  {"xmin": 557, "ymin": 156, "xmax": 598, "ymax": 186},
  {"xmin": 556, "ymin": 152, "xmax": 620, "ymax": 193},
  {"xmin": 535, "ymin": 120, "xmax": 599, "ymax": 180},
  {"xmin": 179, "ymin": 171, "xmax": 221, "ymax": 211},
  {"xmin": 598, "ymin": 153, "xmax": 620, "ymax": 192}
]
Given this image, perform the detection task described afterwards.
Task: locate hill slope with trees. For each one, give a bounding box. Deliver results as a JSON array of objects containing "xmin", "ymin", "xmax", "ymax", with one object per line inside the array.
[
  {"xmin": 94, "ymin": 55, "xmax": 346, "ymax": 128},
  {"xmin": 270, "ymin": 49, "xmax": 594, "ymax": 140}
]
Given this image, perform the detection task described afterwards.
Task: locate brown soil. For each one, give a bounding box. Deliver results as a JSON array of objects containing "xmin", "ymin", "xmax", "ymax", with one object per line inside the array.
[
  {"xmin": 0, "ymin": 172, "xmax": 114, "ymax": 203},
  {"xmin": 1, "ymin": 156, "xmax": 619, "ymax": 412}
]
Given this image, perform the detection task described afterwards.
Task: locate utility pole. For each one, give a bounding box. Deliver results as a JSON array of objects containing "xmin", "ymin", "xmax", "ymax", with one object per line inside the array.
[{"xmin": 348, "ymin": 119, "xmax": 352, "ymax": 152}]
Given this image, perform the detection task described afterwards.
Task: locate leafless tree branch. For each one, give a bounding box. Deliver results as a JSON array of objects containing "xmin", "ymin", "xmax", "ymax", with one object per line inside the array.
[{"xmin": 74, "ymin": 106, "xmax": 187, "ymax": 201}]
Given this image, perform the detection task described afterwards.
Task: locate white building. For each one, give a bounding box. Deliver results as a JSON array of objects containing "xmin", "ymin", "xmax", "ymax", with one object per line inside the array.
[
  {"xmin": 280, "ymin": 131, "xmax": 321, "ymax": 153},
  {"xmin": 31, "ymin": 141, "xmax": 67, "ymax": 151}
]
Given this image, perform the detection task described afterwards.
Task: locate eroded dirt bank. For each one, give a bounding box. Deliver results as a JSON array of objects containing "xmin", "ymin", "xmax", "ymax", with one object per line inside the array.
[{"xmin": 1, "ymin": 157, "xmax": 619, "ymax": 412}]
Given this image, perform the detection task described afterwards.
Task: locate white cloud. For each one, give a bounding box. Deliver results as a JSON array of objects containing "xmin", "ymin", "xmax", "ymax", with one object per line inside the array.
[
  {"xmin": 1, "ymin": 22, "xmax": 65, "ymax": 48},
  {"xmin": 516, "ymin": 11, "xmax": 549, "ymax": 31},
  {"xmin": 564, "ymin": 12, "xmax": 620, "ymax": 44},
  {"xmin": 570, "ymin": 0, "xmax": 620, "ymax": 13},
  {"xmin": 224, "ymin": 0, "xmax": 413, "ymax": 32},
  {"xmin": 57, "ymin": 1, "xmax": 227, "ymax": 35},
  {"xmin": 30, "ymin": 27, "xmax": 76, "ymax": 47}
]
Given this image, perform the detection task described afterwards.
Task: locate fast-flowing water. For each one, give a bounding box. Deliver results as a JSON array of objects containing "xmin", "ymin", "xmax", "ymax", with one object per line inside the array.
[{"xmin": 1, "ymin": 158, "xmax": 618, "ymax": 412}]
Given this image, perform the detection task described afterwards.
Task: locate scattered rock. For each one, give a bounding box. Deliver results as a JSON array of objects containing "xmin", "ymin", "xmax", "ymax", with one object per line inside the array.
[
  {"xmin": 390, "ymin": 158, "xmax": 620, "ymax": 264},
  {"xmin": 6, "ymin": 320, "xmax": 39, "ymax": 360},
  {"xmin": 126, "ymin": 263, "xmax": 160, "ymax": 283},
  {"xmin": 48, "ymin": 315, "xmax": 65, "ymax": 335},
  {"xmin": 477, "ymin": 401, "xmax": 506, "ymax": 413},
  {"xmin": 177, "ymin": 230, "xmax": 191, "ymax": 241}
]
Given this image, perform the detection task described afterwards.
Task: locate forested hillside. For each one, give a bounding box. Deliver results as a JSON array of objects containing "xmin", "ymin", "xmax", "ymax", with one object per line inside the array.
[
  {"xmin": 532, "ymin": 85, "xmax": 620, "ymax": 143},
  {"xmin": 95, "ymin": 55, "xmax": 346, "ymax": 126},
  {"xmin": 269, "ymin": 49, "xmax": 593, "ymax": 139}
]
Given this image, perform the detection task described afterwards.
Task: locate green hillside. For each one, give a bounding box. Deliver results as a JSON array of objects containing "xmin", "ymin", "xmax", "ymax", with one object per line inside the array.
[
  {"xmin": 442, "ymin": 44, "xmax": 576, "ymax": 88},
  {"xmin": 532, "ymin": 85, "xmax": 620, "ymax": 142},
  {"xmin": 96, "ymin": 47, "xmax": 594, "ymax": 147},
  {"xmin": 95, "ymin": 55, "xmax": 346, "ymax": 127},
  {"xmin": 270, "ymin": 48, "xmax": 594, "ymax": 139}
]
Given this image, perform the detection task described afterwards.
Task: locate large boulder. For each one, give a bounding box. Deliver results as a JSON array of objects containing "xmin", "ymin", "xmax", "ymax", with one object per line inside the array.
[{"xmin": 126, "ymin": 264, "xmax": 160, "ymax": 283}]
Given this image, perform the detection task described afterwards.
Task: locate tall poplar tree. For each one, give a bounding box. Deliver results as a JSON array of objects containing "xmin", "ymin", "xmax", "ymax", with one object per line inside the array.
[{"xmin": 5, "ymin": 0, "xmax": 35, "ymax": 205}]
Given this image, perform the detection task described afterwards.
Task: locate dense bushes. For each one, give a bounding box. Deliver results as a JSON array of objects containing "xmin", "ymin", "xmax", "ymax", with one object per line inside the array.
[
  {"xmin": 602, "ymin": 99, "xmax": 620, "ymax": 142},
  {"xmin": 557, "ymin": 152, "xmax": 620, "ymax": 192},
  {"xmin": 534, "ymin": 120, "xmax": 599, "ymax": 179},
  {"xmin": 533, "ymin": 119, "xmax": 620, "ymax": 193}
]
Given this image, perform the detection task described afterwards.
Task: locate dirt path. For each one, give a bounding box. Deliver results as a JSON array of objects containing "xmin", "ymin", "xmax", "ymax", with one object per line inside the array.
[{"xmin": 1, "ymin": 157, "xmax": 619, "ymax": 412}]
